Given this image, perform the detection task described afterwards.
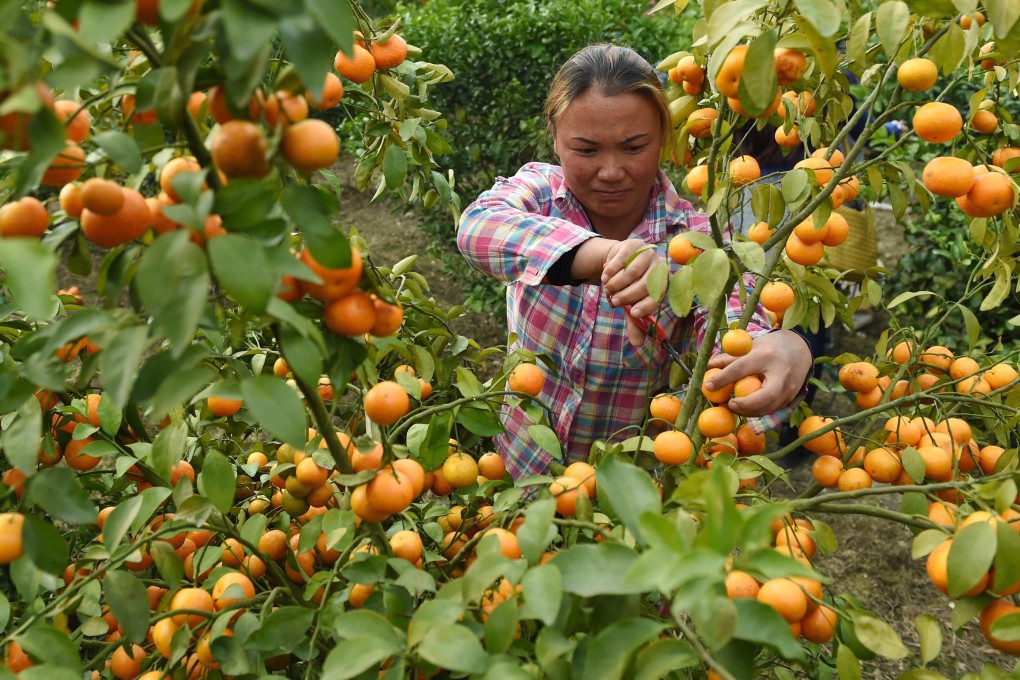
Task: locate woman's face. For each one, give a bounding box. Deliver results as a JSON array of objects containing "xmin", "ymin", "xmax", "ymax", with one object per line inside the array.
[{"xmin": 553, "ymin": 88, "xmax": 664, "ymax": 237}]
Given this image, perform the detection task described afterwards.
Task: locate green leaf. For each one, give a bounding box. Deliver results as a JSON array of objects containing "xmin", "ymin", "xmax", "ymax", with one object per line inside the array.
[
  {"xmin": 846, "ymin": 13, "xmax": 871, "ymax": 72},
  {"xmin": 26, "ymin": 468, "xmax": 96, "ymax": 525},
  {"xmin": 0, "ymin": 239, "xmax": 57, "ymax": 321},
  {"xmin": 582, "ymin": 617, "xmax": 663, "ymax": 680},
  {"xmin": 92, "ymin": 131, "xmax": 143, "ymax": 174},
  {"xmin": 103, "ymin": 571, "xmax": 150, "ymax": 644},
  {"xmin": 281, "ymin": 185, "xmax": 350, "ymax": 269},
  {"xmin": 383, "ymin": 144, "xmax": 409, "ymax": 190},
  {"xmin": 208, "ymin": 234, "xmax": 274, "ymax": 312},
  {"xmin": 98, "ymin": 326, "xmax": 149, "ymax": 410},
  {"xmin": 245, "ymin": 607, "xmax": 315, "ymax": 652},
  {"xmin": 730, "ymin": 241, "xmax": 765, "ymax": 274},
  {"xmin": 691, "ymin": 249, "xmax": 730, "ymax": 310},
  {"xmin": 516, "ymin": 498, "xmax": 556, "ymax": 564},
  {"xmin": 794, "ymin": 0, "xmax": 842, "ymax": 36},
  {"xmin": 993, "ymin": 522, "xmax": 1020, "ymax": 595},
  {"xmin": 596, "ymin": 456, "xmax": 661, "ymax": 546},
  {"xmin": 737, "ymin": 30, "xmax": 778, "ymax": 117},
  {"xmin": 706, "ymin": 0, "xmax": 767, "ymax": 47},
  {"xmin": 836, "ymin": 644, "xmax": 862, "ymax": 680},
  {"xmin": 279, "ymin": 16, "xmax": 337, "ymax": 111},
  {"xmin": 732, "ymin": 598, "xmax": 804, "ymax": 660},
  {"xmin": 632, "ymin": 639, "xmax": 698, "ymax": 680},
  {"xmin": 408, "ymin": 600, "xmax": 465, "ymax": 648},
  {"xmin": 417, "ymin": 623, "xmax": 487, "ymax": 675},
  {"xmin": 307, "ymin": 0, "xmax": 354, "ymax": 59},
  {"xmin": 987, "ymin": 0, "xmax": 1020, "ymax": 39},
  {"xmin": 323, "ymin": 635, "xmax": 402, "ymax": 679},
  {"xmin": 948, "ymin": 521, "xmax": 996, "ymax": 597},
  {"xmin": 485, "ymin": 599, "xmax": 520, "ymax": 655},
  {"xmin": 887, "ymin": 290, "xmax": 934, "ymax": 308},
  {"xmin": 456, "ymin": 405, "xmax": 502, "ymax": 437},
  {"xmin": 527, "ymin": 424, "xmax": 562, "ymax": 460},
  {"xmin": 135, "ymin": 232, "xmax": 210, "ymax": 357},
  {"xmin": 1, "ymin": 400, "xmax": 42, "ymax": 476},
  {"xmin": 221, "ymin": 0, "xmax": 277, "ymax": 63},
  {"xmin": 955, "ymin": 302, "xmax": 981, "ymax": 351},
  {"xmin": 149, "ymin": 541, "xmax": 184, "ymax": 590},
  {"xmin": 552, "ymin": 543, "xmax": 644, "ymax": 597},
  {"xmin": 915, "ymin": 614, "xmax": 942, "ymax": 664},
  {"xmin": 240, "ymin": 375, "xmax": 308, "ymax": 447},
  {"xmin": 520, "ymin": 564, "xmax": 562, "ymax": 626},
  {"xmin": 851, "ymin": 612, "xmax": 909, "ymax": 658},
  {"xmin": 18, "ymin": 625, "xmax": 81, "ymax": 671},
  {"xmin": 22, "ymin": 514, "xmax": 68, "ymax": 575},
  {"xmin": 876, "ymin": 1, "xmax": 910, "ymax": 58},
  {"xmin": 418, "ymin": 411, "xmax": 453, "ymax": 472},
  {"xmin": 198, "ymin": 451, "xmax": 236, "ymax": 514},
  {"xmin": 77, "ymin": 0, "xmax": 135, "ymax": 45}
]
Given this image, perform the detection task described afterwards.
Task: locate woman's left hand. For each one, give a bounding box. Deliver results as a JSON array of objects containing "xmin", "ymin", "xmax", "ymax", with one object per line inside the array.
[{"xmin": 703, "ymin": 330, "xmax": 813, "ymax": 416}]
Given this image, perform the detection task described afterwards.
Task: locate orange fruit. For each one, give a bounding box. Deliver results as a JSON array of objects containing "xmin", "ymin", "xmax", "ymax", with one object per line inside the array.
[
  {"xmin": 782, "ymin": 90, "xmax": 816, "ymax": 116},
  {"xmin": 478, "ymin": 452, "xmax": 506, "ymax": 481},
  {"xmin": 159, "ymin": 156, "xmax": 202, "ymax": 203},
  {"xmin": 733, "ymin": 375, "xmax": 762, "ymax": 398},
  {"xmin": 480, "ymin": 527, "xmax": 521, "ymax": 559},
  {"xmin": 701, "ymin": 367, "xmax": 733, "ymax": 404},
  {"xmin": 811, "ymin": 455, "xmax": 843, "ymax": 488},
  {"xmin": 913, "ymin": 102, "xmax": 963, "ymax": 143},
  {"xmin": 80, "ymin": 187, "xmax": 153, "ymax": 248},
  {"xmin": 370, "ymin": 297, "xmax": 403, "ymax": 336},
  {"xmin": 757, "ymin": 578, "xmax": 808, "ymax": 623},
  {"xmin": 917, "ymin": 445, "xmax": 953, "ymax": 482},
  {"xmin": 747, "ymin": 221, "xmax": 774, "ymax": 244},
  {"xmin": 668, "ymin": 234, "xmax": 702, "ymax": 264},
  {"xmin": 735, "ymin": 423, "xmax": 765, "ymax": 455},
  {"xmin": 687, "ymin": 108, "xmax": 718, "ymax": 139},
  {"xmin": 563, "ymin": 461, "xmax": 597, "ymax": 498},
  {"xmin": 442, "ymin": 452, "xmax": 479, "ymax": 489},
  {"xmin": 963, "ymin": 171, "xmax": 1015, "ymax": 217},
  {"xmin": 992, "ymin": 147, "xmax": 1020, "ymax": 171},
  {"xmin": 211, "ymin": 120, "xmax": 269, "ymax": 179},
  {"xmin": 698, "ymin": 405, "xmax": 736, "ymax": 438},
  {"xmin": 923, "ymin": 156, "xmax": 976, "ymax": 197},
  {"xmin": 863, "ymin": 446, "xmax": 903, "ymax": 484},
  {"xmin": 169, "ymin": 587, "xmax": 214, "ymax": 628},
  {"xmin": 65, "ymin": 437, "xmax": 102, "ymax": 471},
  {"xmin": 760, "ymin": 280, "xmax": 795, "ymax": 314},
  {"xmin": 41, "ymin": 142, "xmax": 86, "ymax": 187},
  {"xmin": 0, "ymin": 513, "xmax": 25, "ymax": 564},
  {"xmin": 792, "ymin": 216, "xmax": 828, "ymax": 244},
  {"xmin": 801, "ymin": 604, "xmax": 837, "ymax": 643},
  {"xmin": 0, "ymin": 197, "xmax": 49, "ymax": 237},
  {"xmin": 298, "ymin": 246, "xmax": 363, "ymax": 301},
  {"xmin": 649, "ymin": 393, "xmax": 682, "ymax": 423},
  {"xmin": 714, "ymin": 45, "xmax": 747, "ymax": 98},
  {"xmin": 785, "ymin": 233, "xmax": 825, "ymax": 266},
  {"xmin": 306, "ymin": 72, "xmax": 345, "ymax": 110},
  {"xmin": 324, "ymin": 290, "xmax": 376, "ymax": 336},
  {"xmin": 280, "ymin": 119, "xmax": 340, "ymax": 173},
  {"xmin": 725, "ymin": 570, "xmax": 760, "ymax": 599},
  {"xmin": 983, "ymin": 363, "xmax": 1018, "ymax": 390},
  {"xmin": 685, "ymin": 164, "xmax": 710, "ymax": 196},
  {"xmin": 334, "ymin": 43, "xmax": 376, "ymax": 83},
  {"xmin": 270, "ymin": 90, "xmax": 310, "ymax": 127},
  {"xmin": 365, "ymin": 466, "xmax": 415, "ymax": 515},
  {"xmin": 979, "ymin": 599, "xmax": 1020, "ymax": 654},
  {"xmin": 59, "ymin": 182, "xmax": 83, "ymax": 218},
  {"xmin": 897, "ymin": 58, "xmax": 938, "ymax": 91},
  {"xmin": 774, "ymin": 48, "xmax": 807, "ymax": 86},
  {"xmin": 774, "ymin": 125, "xmax": 800, "ymax": 147},
  {"xmin": 53, "ymin": 99, "xmax": 90, "ymax": 143},
  {"xmin": 971, "ymin": 109, "xmax": 998, "ymax": 134},
  {"xmin": 390, "ymin": 529, "xmax": 424, "ymax": 563},
  {"xmin": 837, "ymin": 467, "xmax": 873, "ymax": 491},
  {"xmin": 838, "ymin": 361, "xmax": 879, "ymax": 393},
  {"xmin": 212, "ymin": 571, "xmax": 255, "ymax": 610},
  {"xmin": 110, "ymin": 643, "xmax": 146, "ymax": 680},
  {"xmin": 207, "ymin": 396, "xmax": 242, "ymax": 418},
  {"xmin": 549, "ymin": 475, "xmax": 582, "ymax": 516},
  {"xmin": 920, "ymin": 345, "xmax": 953, "ymax": 374},
  {"xmin": 371, "ymin": 34, "xmax": 409, "ymax": 70},
  {"xmin": 729, "ymin": 155, "xmax": 760, "ymax": 186},
  {"xmin": 793, "ymin": 157, "xmax": 834, "ymax": 186},
  {"xmin": 653, "ymin": 430, "xmax": 693, "ymax": 465},
  {"xmin": 722, "ymin": 329, "xmax": 753, "ymax": 357},
  {"xmin": 79, "ymin": 178, "xmax": 124, "ymax": 216},
  {"xmin": 508, "ymin": 363, "xmax": 545, "ymax": 396},
  {"xmin": 820, "ymin": 211, "xmax": 849, "ymax": 246},
  {"xmin": 364, "ymin": 381, "xmax": 410, "ymax": 425}
]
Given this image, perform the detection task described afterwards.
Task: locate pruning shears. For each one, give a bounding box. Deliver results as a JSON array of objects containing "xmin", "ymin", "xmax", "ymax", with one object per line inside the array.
[{"xmin": 623, "ymin": 305, "xmax": 693, "ymax": 378}]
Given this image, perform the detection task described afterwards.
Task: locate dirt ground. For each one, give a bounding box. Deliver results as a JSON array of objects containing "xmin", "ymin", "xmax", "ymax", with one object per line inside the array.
[{"xmin": 345, "ymin": 167, "xmax": 1014, "ymax": 678}]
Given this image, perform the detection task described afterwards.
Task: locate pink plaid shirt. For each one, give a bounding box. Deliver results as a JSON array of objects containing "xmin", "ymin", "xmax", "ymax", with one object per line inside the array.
[{"xmin": 458, "ymin": 162, "xmax": 790, "ymax": 479}]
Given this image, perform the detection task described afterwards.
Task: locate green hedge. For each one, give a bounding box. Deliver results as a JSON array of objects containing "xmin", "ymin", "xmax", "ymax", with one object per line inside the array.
[{"xmin": 399, "ymin": 0, "xmax": 698, "ymax": 234}]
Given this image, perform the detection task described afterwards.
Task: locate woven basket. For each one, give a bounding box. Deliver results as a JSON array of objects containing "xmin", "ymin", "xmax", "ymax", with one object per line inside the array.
[{"xmin": 821, "ymin": 203, "xmax": 878, "ymax": 281}]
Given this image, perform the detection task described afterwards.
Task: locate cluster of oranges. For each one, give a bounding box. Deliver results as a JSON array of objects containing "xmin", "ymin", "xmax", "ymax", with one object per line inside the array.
[
  {"xmin": 333, "ymin": 31, "xmax": 410, "ymax": 85},
  {"xmin": 723, "ymin": 516, "xmax": 838, "ymax": 645}
]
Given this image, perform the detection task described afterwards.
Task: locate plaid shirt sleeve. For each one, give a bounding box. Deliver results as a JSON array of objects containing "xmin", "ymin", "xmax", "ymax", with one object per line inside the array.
[{"xmin": 457, "ymin": 164, "xmax": 599, "ymax": 286}]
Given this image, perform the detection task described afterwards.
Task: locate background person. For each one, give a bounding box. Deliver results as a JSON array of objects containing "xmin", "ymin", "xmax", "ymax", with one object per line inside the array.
[{"xmin": 457, "ymin": 44, "xmax": 814, "ymax": 479}]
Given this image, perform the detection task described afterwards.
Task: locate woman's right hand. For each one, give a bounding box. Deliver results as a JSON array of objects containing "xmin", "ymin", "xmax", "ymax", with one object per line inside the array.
[{"xmin": 600, "ymin": 238, "xmax": 664, "ymax": 318}]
